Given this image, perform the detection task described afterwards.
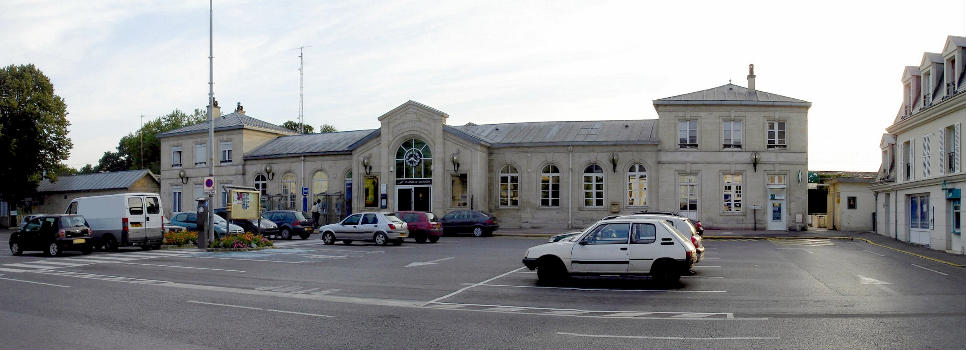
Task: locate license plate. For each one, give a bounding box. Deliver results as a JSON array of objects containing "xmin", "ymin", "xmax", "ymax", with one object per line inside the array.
[
  {"xmin": 72, "ymin": 239, "xmax": 85, "ymax": 244},
  {"xmin": 130, "ymin": 222, "xmax": 143, "ymax": 228},
  {"xmin": 306, "ymin": 228, "xmax": 313, "ymax": 233}
]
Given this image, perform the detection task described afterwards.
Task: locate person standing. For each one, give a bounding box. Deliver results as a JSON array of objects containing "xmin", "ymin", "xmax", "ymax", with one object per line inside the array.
[{"xmin": 311, "ymin": 199, "xmax": 321, "ymax": 229}]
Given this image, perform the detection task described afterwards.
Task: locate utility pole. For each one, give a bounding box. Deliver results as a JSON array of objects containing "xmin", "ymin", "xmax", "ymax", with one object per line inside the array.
[
  {"xmin": 205, "ymin": 0, "xmax": 215, "ymax": 248},
  {"xmin": 139, "ymin": 114, "xmax": 143, "ymax": 169},
  {"xmin": 297, "ymin": 46, "xmax": 310, "ymax": 134}
]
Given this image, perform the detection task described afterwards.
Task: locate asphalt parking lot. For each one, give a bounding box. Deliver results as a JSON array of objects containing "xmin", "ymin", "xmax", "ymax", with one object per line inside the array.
[{"xmin": 0, "ymin": 231, "xmax": 963, "ymax": 349}]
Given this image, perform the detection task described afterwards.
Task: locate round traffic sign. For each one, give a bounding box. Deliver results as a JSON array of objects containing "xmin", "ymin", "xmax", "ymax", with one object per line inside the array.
[{"xmin": 205, "ymin": 178, "xmax": 214, "ymax": 187}]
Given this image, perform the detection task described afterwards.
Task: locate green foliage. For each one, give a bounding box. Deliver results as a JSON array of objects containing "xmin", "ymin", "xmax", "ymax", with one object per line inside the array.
[
  {"xmin": 282, "ymin": 120, "xmax": 313, "ymax": 134},
  {"xmin": 319, "ymin": 123, "xmax": 338, "ymax": 133},
  {"xmin": 77, "ymin": 164, "xmax": 95, "ymax": 174},
  {"xmin": 98, "ymin": 108, "xmax": 206, "ymax": 174},
  {"xmin": 0, "ymin": 64, "xmax": 72, "ymax": 204},
  {"xmin": 209, "ymin": 233, "xmax": 274, "ymax": 249}
]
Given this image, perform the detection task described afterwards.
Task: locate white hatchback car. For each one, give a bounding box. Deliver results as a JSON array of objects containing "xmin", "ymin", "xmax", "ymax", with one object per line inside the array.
[
  {"xmin": 319, "ymin": 212, "xmax": 409, "ymax": 246},
  {"xmin": 523, "ymin": 217, "xmax": 696, "ymax": 284}
]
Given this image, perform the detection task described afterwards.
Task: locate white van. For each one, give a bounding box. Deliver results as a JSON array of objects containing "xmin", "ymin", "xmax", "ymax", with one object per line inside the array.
[{"xmin": 65, "ymin": 193, "xmax": 164, "ymax": 251}]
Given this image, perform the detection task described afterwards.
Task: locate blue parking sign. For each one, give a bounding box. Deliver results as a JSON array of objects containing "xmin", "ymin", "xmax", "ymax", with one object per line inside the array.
[{"xmin": 302, "ymin": 187, "xmax": 309, "ymax": 196}]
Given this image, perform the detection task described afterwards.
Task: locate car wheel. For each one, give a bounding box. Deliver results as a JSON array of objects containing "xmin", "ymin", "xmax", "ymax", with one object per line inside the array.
[
  {"xmin": 46, "ymin": 242, "xmax": 61, "ymax": 257},
  {"xmin": 9, "ymin": 242, "xmax": 23, "ymax": 256},
  {"xmin": 322, "ymin": 232, "xmax": 335, "ymax": 245},
  {"xmin": 102, "ymin": 236, "xmax": 119, "ymax": 252},
  {"xmin": 280, "ymin": 228, "xmax": 292, "ymax": 240},
  {"xmin": 537, "ymin": 257, "xmax": 566, "ymax": 284},
  {"xmin": 472, "ymin": 226, "xmax": 484, "ymax": 237},
  {"xmin": 651, "ymin": 261, "xmax": 681, "ymax": 286},
  {"xmin": 342, "ymin": 240, "xmax": 353, "ymax": 245},
  {"xmin": 299, "ymin": 233, "xmax": 310, "ymax": 240},
  {"xmin": 374, "ymin": 232, "xmax": 388, "ymax": 246},
  {"xmin": 414, "ymin": 231, "xmax": 427, "ymax": 244},
  {"xmin": 428, "ymin": 235, "xmax": 439, "ymax": 243}
]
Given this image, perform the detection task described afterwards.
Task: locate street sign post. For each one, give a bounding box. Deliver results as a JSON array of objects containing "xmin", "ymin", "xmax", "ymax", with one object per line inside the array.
[{"xmin": 204, "ymin": 177, "xmax": 215, "ymax": 194}]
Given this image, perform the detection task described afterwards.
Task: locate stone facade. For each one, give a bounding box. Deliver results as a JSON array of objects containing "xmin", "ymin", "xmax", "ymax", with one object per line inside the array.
[{"xmin": 158, "ymin": 67, "xmax": 810, "ymax": 231}]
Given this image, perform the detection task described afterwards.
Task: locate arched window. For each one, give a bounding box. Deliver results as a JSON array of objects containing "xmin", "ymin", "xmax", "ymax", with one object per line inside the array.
[
  {"xmin": 312, "ymin": 171, "xmax": 329, "ymax": 196},
  {"xmin": 583, "ymin": 164, "xmax": 604, "ymax": 207},
  {"xmin": 395, "ymin": 138, "xmax": 432, "ymax": 179},
  {"xmin": 540, "ymin": 164, "xmax": 560, "ymax": 207},
  {"xmin": 281, "ymin": 173, "xmax": 296, "ymax": 210},
  {"xmin": 499, "ymin": 165, "xmax": 519, "ymax": 207},
  {"xmin": 627, "ymin": 163, "xmax": 647, "ymax": 207},
  {"xmin": 254, "ymin": 174, "xmax": 267, "ymax": 195}
]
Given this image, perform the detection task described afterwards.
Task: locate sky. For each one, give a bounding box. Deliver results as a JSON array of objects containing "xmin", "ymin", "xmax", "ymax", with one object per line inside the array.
[{"xmin": 2, "ymin": 0, "xmax": 964, "ymax": 171}]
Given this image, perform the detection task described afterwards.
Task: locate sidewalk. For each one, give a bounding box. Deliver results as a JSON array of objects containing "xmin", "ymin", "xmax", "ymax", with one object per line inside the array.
[{"xmin": 494, "ymin": 227, "xmax": 966, "ymax": 267}]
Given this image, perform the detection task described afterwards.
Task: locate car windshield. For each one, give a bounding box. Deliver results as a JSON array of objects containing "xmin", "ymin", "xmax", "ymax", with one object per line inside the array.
[
  {"xmin": 60, "ymin": 216, "xmax": 88, "ymax": 228},
  {"xmin": 293, "ymin": 212, "xmax": 307, "ymax": 220}
]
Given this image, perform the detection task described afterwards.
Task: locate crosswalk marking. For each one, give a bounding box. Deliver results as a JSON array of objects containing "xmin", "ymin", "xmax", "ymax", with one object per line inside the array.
[
  {"xmin": 423, "ymin": 302, "xmax": 736, "ymax": 320},
  {"xmin": 25, "ymin": 260, "xmax": 89, "ymax": 267},
  {"xmin": 769, "ymin": 239, "xmax": 834, "ymax": 247},
  {"xmin": 2, "ymin": 250, "xmax": 198, "ymax": 272},
  {"xmin": 5, "ymin": 263, "xmax": 60, "ymax": 270}
]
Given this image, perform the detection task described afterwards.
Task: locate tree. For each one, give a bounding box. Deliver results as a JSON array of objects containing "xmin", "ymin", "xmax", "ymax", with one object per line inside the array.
[
  {"xmin": 101, "ymin": 108, "xmax": 206, "ymax": 174},
  {"xmin": 319, "ymin": 123, "xmax": 338, "ymax": 133},
  {"xmin": 282, "ymin": 120, "xmax": 314, "ymax": 134},
  {"xmin": 77, "ymin": 164, "xmax": 95, "ymax": 174},
  {"xmin": 0, "ymin": 64, "xmax": 72, "ymax": 206}
]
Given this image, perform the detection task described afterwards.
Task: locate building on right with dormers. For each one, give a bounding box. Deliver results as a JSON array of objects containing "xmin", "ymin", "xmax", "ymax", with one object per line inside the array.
[{"xmin": 871, "ymin": 36, "xmax": 964, "ymax": 254}]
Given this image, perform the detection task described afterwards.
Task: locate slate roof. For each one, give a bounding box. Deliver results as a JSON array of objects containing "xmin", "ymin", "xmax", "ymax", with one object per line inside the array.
[
  {"xmin": 653, "ymin": 83, "xmax": 811, "ymax": 107},
  {"xmin": 447, "ymin": 119, "xmax": 658, "ymax": 148},
  {"xmin": 813, "ymin": 171, "xmax": 877, "ymax": 184},
  {"xmin": 244, "ymin": 129, "xmax": 379, "ymax": 160},
  {"xmin": 158, "ymin": 111, "xmax": 295, "ymax": 138},
  {"xmin": 37, "ymin": 170, "xmax": 157, "ymax": 193}
]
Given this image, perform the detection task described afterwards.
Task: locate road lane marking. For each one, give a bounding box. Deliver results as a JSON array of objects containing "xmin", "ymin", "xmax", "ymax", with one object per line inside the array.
[
  {"xmin": 857, "ymin": 275, "xmax": 891, "ymax": 285},
  {"xmin": 422, "ymin": 302, "xmax": 751, "ymax": 320},
  {"xmin": 681, "ymin": 276, "xmax": 724, "ymax": 279},
  {"xmin": 0, "ymin": 267, "xmax": 33, "ymax": 273},
  {"xmin": 776, "ymin": 248, "xmax": 815, "ymax": 254},
  {"xmin": 557, "ymin": 332, "xmax": 779, "ymax": 340},
  {"xmin": 194, "ymin": 256, "xmax": 306, "ymax": 264},
  {"xmin": 0, "ymin": 276, "xmax": 71, "ymax": 288},
  {"xmin": 187, "ymin": 300, "xmax": 334, "ymax": 318},
  {"xmin": 862, "ymin": 250, "xmax": 886, "ymax": 257},
  {"xmin": 911, "ymin": 264, "xmax": 949, "ymax": 276},
  {"xmin": 22, "ymin": 260, "xmax": 89, "ymax": 267},
  {"xmin": 4, "ymin": 263, "xmax": 57, "ymax": 270},
  {"xmin": 405, "ymin": 257, "xmax": 455, "ymax": 267},
  {"xmin": 692, "ymin": 265, "xmax": 720, "ymax": 268},
  {"xmin": 424, "ymin": 267, "xmax": 525, "ymax": 305},
  {"xmin": 111, "ymin": 262, "xmax": 246, "ymax": 273},
  {"xmin": 475, "ymin": 283, "xmax": 727, "ymax": 293}
]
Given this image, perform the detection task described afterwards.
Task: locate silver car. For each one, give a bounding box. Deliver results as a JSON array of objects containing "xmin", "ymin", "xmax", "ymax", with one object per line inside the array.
[{"xmin": 319, "ymin": 212, "xmax": 409, "ymax": 246}]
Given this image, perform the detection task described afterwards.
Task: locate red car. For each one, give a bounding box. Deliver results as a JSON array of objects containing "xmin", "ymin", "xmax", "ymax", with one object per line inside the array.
[{"xmin": 395, "ymin": 211, "xmax": 442, "ymax": 243}]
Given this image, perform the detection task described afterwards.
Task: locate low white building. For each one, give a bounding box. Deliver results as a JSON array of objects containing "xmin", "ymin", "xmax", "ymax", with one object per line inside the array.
[{"xmin": 872, "ymin": 35, "xmax": 965, "ymax": 254}]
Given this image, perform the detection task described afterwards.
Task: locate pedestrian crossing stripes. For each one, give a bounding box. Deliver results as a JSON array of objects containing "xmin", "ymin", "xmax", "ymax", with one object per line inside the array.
[
  {"xmin": 422, "ymin": 302, "xmax": 734, "ymax": 320},
  {"xmin": 769, "ymin": 239, "xmax": 834, "ymax": 247},
  {"xmin": 1, "ymin": 250, "xmax": 196, "ymax": 272}
]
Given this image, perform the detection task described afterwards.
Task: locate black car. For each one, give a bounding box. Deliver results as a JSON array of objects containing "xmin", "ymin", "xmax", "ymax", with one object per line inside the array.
[
  {"xmin": 10, "ymin": 215, "xmax": 94, "ymax": 256},
  {"xmin": 440, "ymin": 210, "xmax": 499, "ymax": 237},
  {"xmin": 213, "ymin": 209, "xmax": 280, "ymax": 236},
  {"xmin": 263, "ymin": 210, "xmax": 314, "ymax": 240}
]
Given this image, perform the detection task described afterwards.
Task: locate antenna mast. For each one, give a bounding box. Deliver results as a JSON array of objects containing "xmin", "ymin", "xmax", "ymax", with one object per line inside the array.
[{"xmin": 298, "ymin": 46, "xmax": 307, "ymax": 133}]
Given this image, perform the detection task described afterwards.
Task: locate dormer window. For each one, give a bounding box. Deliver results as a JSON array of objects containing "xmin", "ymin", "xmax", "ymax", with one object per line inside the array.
[
  {"xmin": 946, "ymin": 56, "xmax": 957, "ymax": 94},
  {"xmin": 922, "ymin": 71, "xmax": 932, "ymax": 105}
]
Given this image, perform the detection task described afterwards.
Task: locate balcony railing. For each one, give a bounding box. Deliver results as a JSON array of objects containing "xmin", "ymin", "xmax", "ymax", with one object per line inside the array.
[{"xmin": 950, "ymin": 152, "xmax": 957, "ymax": 173}]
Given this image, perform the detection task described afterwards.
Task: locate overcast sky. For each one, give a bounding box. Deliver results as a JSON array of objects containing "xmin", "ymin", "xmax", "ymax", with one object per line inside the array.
[{"xmin": 2, "ymin": 0, "xmax": 964, "ymax": 171}]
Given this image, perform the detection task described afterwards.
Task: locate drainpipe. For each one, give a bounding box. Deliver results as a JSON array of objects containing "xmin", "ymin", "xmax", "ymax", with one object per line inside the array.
[
  {"xmin": 300, "ymin": 156, "xmax": 305, "ymax": 212},
  {"xmin": 568, "ymin": 146, "xmax": 573, "ymax": 229}
]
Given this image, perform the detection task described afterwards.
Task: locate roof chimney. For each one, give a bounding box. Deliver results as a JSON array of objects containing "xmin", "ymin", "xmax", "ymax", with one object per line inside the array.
[
  {"xmin": 747, "ymin": 64, "xmax": 756, "ymax": 91},
  {"xmin": 210, "ymin": 98, "xmax": 221, "ymax": 119},
  {"xmin": 235, "ymin": 102, "xmax": 245, "ymax": 115}
]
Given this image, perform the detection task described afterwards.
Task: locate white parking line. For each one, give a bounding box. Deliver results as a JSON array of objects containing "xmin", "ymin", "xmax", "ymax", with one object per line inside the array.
[
  {"xmin": 557, "ymin": 332, "xmax": 779, "ymax": 340},
  {"xmin": 23, "ymin": 260, "xmax": 89, "ymax": 267},
  {"xmin": 862, "ymin": 250, "xmax": 886, "ymax": 257},
  {"xmin": 187, "ymin": 300, "xmax": 334, "ymax": 318},
  {"xmin": 4, "ymin": 263, "xmax": 57, "ymax": 270},
  {"xmin": 911, "ymin": 264, "xmax": 949, "ymax": 276},
  {"xmin": 195, "ymin": 256, "xmax": 306, "ymax": 264},
  {"xmin": 425, "ymin": 267, "xmax": 525, "ymax": 305},
  {"xmin": 476, "ymin": 283, "xmax": 727, "ymax": 293},
  {"xmin": 112, "ymin": 262, "xmax": 246, "ymax": 273},
  {"xmin": 0, "ymin": 276, "xmax": 71, "ymax": 288}
]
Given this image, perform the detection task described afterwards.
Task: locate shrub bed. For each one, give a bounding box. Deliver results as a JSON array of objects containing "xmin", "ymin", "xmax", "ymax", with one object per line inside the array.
[
  {"xmin": 164, "ymin": 231, "xmax": 199, "ymax": 246},
  {"xmin": 210, "ymin": 233, "xmax": 274, "ymax": 249}
]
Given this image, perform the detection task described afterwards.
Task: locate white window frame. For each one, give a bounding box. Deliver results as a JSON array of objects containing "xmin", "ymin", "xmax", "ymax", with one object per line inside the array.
[
  {"xmin": 194, "ymin": 143, "xmax": 207, "ymax": 166},
  {"xmin": 499, "ymin": 165, "xmax": 519, "ymax": 207},
  {"xmin": 910, "ymin": 194, "xmax": 930, "ymax": 229},
  {"xmin": 722, "ymin": 173, "xmax": 742, "ymax": 213},
  {"xmin": 678, "ymin": 119, "xmax": 698, "ymax": 149},
  {"xmin": 171, "ymin": 146, "xmax": 183, "ymax": 168},
  {"xmin": 767, "ymin": 120, "xmax": 786, "ymax": 149},
  {"xmin": 281, "ymin": 173, "xmax": 297, "ymax": 210},
  {"xmin": 220, "ymin": 141, "xmax": 232, "ymax": 164},
  {"xmin": 254, "ymin": 174, "xmax": 267, "ymax": 195},
  {"xmin": 540, "ymin": 164, "xmax": 560, "ymax": 207},
  {"xmin": 626, "ymin": 163, "xmax": 647, "ymax": 207},
  {"xmin": 583, "ymin": 164, "xmax": 605, "ymax": 208},
  {"xmin": 172, "ymin": 186, "xmax": 183, "ymax": 212},
  {"xmin": 679, "ymin": 174, "xmax": 698, "ymax": 211},
  {"xmin": 722, "ymin": 119, "xmax": 743, "ymax": 149}
]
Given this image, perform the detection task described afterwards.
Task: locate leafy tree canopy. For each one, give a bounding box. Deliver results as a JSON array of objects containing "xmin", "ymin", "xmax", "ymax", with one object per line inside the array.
[
  {"xmin": 319, "ymin": 123, "xmax": 337, "ymax": 133},
  {"xmin": 282, "ymin": 120, "xmax": 314, "ymax": 134}
]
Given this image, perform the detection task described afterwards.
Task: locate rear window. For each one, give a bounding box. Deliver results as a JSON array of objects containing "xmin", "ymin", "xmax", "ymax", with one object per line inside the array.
[
  {"xmin": 59, "ymin": 216, "xmax": 88, "ymax": 228},
  {"xmin": 128, "ymin": 197, "xmax": 144, "ymax": 215},
  {"xmin": 146, "ymin": 197, "xmax": 160, "ymax": 214},
  {"xmin": 385, "ymin": 214, "xmax": 405, "ymax": 225},
  {"xmin": 292, "ymin": 212, "xmax": 307, "ymax": 221},
  {"xmin": 426, "ymin": 213, "xmax": 436, "ymax": 221}
]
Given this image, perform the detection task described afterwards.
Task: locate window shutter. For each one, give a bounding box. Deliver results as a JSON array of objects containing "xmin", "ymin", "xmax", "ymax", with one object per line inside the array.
[
  {"xmin": 956, "ymin": 123, "xmax": 962, "ymax": 173},
  {"xmin": 922, "ymin": 135, "xmax": 930, "ymax": 178},
  {"xmin": 939, "ymin": 129, "xmax": 945, "ymax": 175}
]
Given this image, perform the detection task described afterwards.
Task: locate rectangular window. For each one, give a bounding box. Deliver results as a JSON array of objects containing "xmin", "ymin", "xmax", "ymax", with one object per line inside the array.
[
  {"xmin": 945, "ymin": 125, "xmax": 958, "ymax": 173},
  {"xmin": 451, "ymin": 174, "xmax": 468, "ymax": 207},
  {"xmin": 583, "ymin": 173, "xmax": 604, "ymax": 207},
  {"xmin": 767, "ymin": 174, "xmax": 787, "ymax": 185},
  {"xmin": 767, "ymin": 121, "xmax": 786, "ymax": 149},
  {"xmin": 679, "ymin": 174, "xmax": 697, "ymax": 211},
  {"xmin": 541, "ymin": 172, "xmax": 560, "ymax": 207},
  {"xmin": 722, "ymin": 174, "xmax": 742, "ymax": 212},
  {"xmin": 910, "ymin": 194, "xmax": 930, "ymax": 229},
  {"xmin": 171, "ymin": 146, "xmax": 182, "ymax": 168},
  {"xmin": 194, "ymin": 143, "xmax": 207, "ymax": 166},
  {"xmin": 953, "ymin": 200, "xmax": 961, "ymax": 234},
  {"xmin": 847, "ymin": 196, "xmax": 857, "ymax": 210},
  {"xmin": 220, "ymin": 141, "xmax": 232, "ymax": 164},
  {"xmin": 722, "ymin": 119, "xmax": 743, "ymax": 149},
  {"xmin": 678, "ymin": 120, "xmax": 698, "ymax": 149},
  {"xmin": 902, "ymin": 141, "xmax": 912, "ymax": 181},
  {"xmin": 172, "ymin": 186, "xmax": 183, "ymax": 212}
]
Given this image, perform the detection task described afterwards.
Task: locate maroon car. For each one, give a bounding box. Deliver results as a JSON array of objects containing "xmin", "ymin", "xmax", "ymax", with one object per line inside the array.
[{"xmin": 395, "ymin": 211, "xmax": 442, "ymax": 243}]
